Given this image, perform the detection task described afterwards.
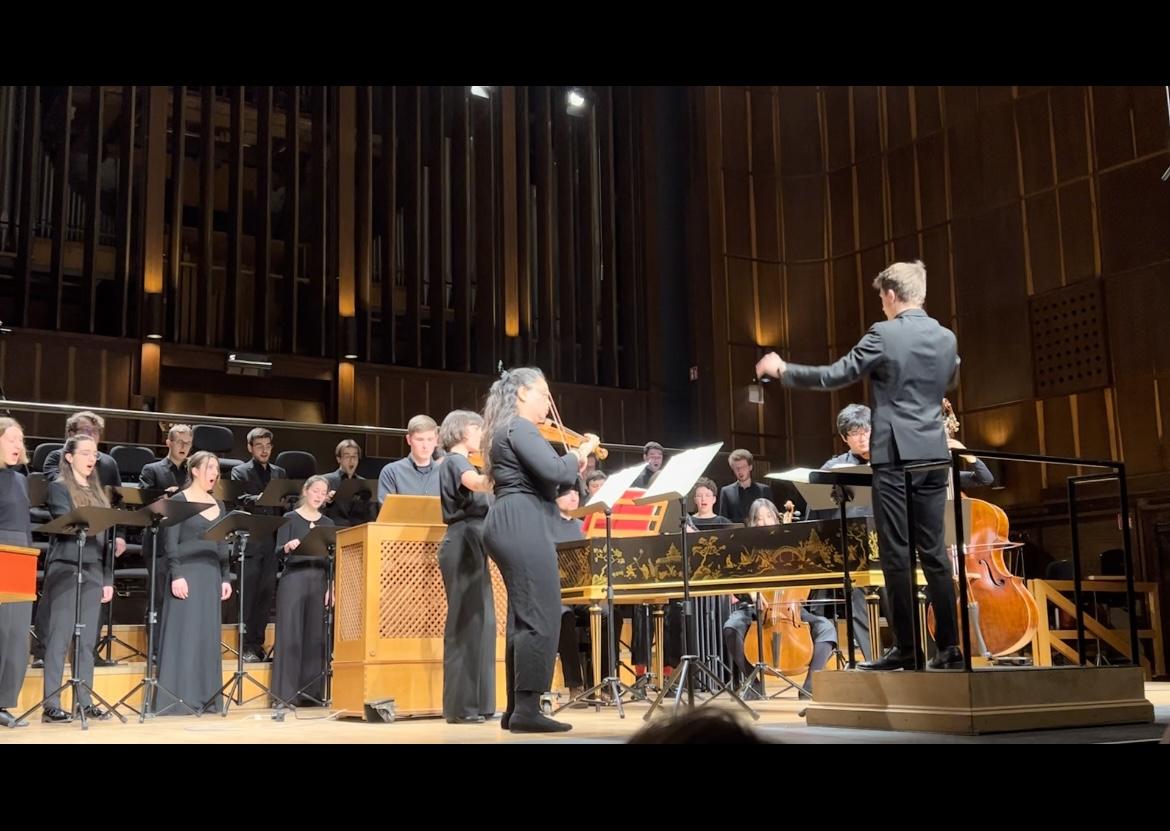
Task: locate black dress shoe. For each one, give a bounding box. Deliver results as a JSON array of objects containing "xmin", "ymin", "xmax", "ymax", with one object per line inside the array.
[
  {"xmin": 446, "ymin": 715, "xmax": 485, "ymax": 724},
  {"xmin": 93, "ymin": 655, "xmax": 118, "ymax": 667},
  {"xmin": 0, "ymin": 709, "xmax": 29, "ymax": 728},
  {"xmin": 927, "ymin": 646, "xmax": 964, "ymax": 670},
  {"xmin": 858, "ymin": 646, "xmax": 919, "ymax": 671},
  {"xmin": 508, "ymin": 713, "xmax": 573, "ymax": 733},
  {"xmin": 41, "ymin": 707, "xmax": 72, "ymax": 723},
  {"xmin": 78, "ymin": 705, "xmax": 112, "ymax": 721}
]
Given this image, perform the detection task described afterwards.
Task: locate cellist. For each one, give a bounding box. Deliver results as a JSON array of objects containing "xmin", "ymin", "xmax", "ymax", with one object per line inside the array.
[{"xmin": 721, "ymin": 498, "xmax": 838, "ymax": 699}]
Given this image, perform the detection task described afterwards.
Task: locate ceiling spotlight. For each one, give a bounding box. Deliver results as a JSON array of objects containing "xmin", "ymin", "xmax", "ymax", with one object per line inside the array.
[
  {"xmin": 565, "ymin": 88, "xmax": 588, "ymax": 116},
  {"xmin": 470, "ymin": 86, "xmax": 494, "ymax": 99}
]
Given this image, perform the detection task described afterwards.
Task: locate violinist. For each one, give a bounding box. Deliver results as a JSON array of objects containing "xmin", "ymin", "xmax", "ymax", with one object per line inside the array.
[
  {"xmin": 721, "ymin": 498, "xmax": 837, "ymax": 699},
  {"xmin": 481, "ymin": 367, "xmax": 600, "ymax": 732}
]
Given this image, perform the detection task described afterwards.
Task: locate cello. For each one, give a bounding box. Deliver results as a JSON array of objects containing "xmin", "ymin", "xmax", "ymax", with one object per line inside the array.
[
  {"xmin": 743, "ymin": 501, "xmax": 817, "ymax": 676},
  {"xmin": 926, "ymin": 400, "xmax": 1039, "ymax": 656}
]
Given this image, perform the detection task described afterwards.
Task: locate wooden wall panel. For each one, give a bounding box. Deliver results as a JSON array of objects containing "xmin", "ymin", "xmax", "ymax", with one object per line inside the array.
[
  {"xmin": 720, "ymin": 87, "xmax": 748, "ymax": 172},
  {"xmin": 1098, "ymin": 155, "xmax": 1170, "ymax": 276},
  {"xmin": 828, "ymin": 167, "xmax": 855, "ymax": 256},
  {"xmin": 1049, "ymin": 86, "xmax": 1089, "ymax": 182},
  {"xmin": 1016, "ymin": 92, "xmax": 1054, "ymax": 194},
  {"xmin": 699, "ymin": 84, "xmax": 1170, "ymax": 519},
  {"xmin": 887, "ymin": 145, "xmax": 917, "ymax": 238},
  {"xmin": 851, "ymin": 86, "xmax": 882, "ymax": 161},
  {"xmin": 777, "ymin": 86, "xmax": 822, "ymax": 176},
  {"xmin": 823, "ymin": 86, "xmax": 852, "ymax": 172},
  {"xmin": 885, "ymin": 86, "xmax": 912, "ymax": 149},
  {"xmin": 913, "ymin": 86, "xmax": 942, "ymax": 136},
  {"xmin": 723, "ymin": 171, "xmax": 753, "ymax": 258},
  {"xmin": 780, "ymin": 175, "xmax": 825, "ymax": 261},
  {"xmin": 916, "ymin": 131, "xmax": 948, "ymax": 229},
  {"xmin": 1025, "ymin": 190, "xmax": 1062, "ymax": 294}
]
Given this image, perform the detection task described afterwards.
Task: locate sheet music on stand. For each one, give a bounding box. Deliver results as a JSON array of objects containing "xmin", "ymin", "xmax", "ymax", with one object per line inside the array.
[
  {"xmin": 629, "ymin": 442, "xmax": 758, "ymax": 720},
  {"xmin": 558, "ymin": 460, "xmax": 649, "ymax": 716},
  {"xmin": 767, "ymin": 464, "xmax": 873, "ymax": 513},
  {"xmin": 632, "ymin": 442, "xmax": 724, "ymax": 506},
  {"xmin": 571, "ymin": 463, "xmax": 646, "ymax": 518}
]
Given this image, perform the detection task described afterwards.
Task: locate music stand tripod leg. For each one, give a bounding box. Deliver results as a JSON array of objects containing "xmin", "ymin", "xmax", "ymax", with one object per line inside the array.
[
  {"xmin": 14, "ymin": 528, "xmax": 127, "ymax": 728},
  {"xmin": 111, "ymin": 523, "xmax": 196, "ymax": 719},
  {"xmin": 645, "ymin": 499, "xmax": 758, "ymax": 721},
  {"xmin": 554, "ymin": 508, "xmax": 637, "ymax": 717},
  {"xmin": 206, "ymin": 532, "xmax": 297, "ymax": 718},
  {"xmin": 286, "ymin": 541, "xmax": 339, "ymax": 710}
]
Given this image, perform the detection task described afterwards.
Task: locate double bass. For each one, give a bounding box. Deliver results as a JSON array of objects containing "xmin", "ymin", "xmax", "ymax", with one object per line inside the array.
[{"xmin": 926, "ymin": 400, "xmax": 1039, "ymax": 656}]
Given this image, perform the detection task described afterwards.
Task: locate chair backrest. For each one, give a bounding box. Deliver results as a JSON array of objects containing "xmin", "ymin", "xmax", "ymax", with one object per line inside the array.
[
  {"xmin": 110, "ymin": 445, "xmax": 158, "ymax": 481},
  {"xmin": 1099, "ymin": 549, "xmax": 1126, "ymax": 577},
  {"xmin": 1044, "ymin": 559, "xmax": 1075, "ymax": 581},
  {"xmin": 31, "ymin": 442, "xmax": 63, "ymax": 473},
  {"xmin": 275, "ymin": 450, "xmax": 317, "ymax": 480},
  {"xmin": 218, "ymin": 457, "xmax": 245, "ymax": 479},
  {"xmin": 357, "ymin": 455, "xmax": 392, "ymax": 480},
  {"xmin": 192, "ymin": 424, "xmax": 236, "ymax": 455}
]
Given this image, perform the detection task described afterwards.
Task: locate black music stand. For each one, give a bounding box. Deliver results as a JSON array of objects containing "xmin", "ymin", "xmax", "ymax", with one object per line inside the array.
[
  {"xmin": 95, "ymin": 486, "xmax": 168, "ymax": 664},
  {"xmin": 15, "ymin": 507, "xmax": 148, "ymax": 729},
  {"xmin": 254, "ymin": 479, "xmax": 306, "ymax": 510},
  {"xmin": 25, "ymin": 473, "xmax": 48, "ymax": 657},
  {"xmin": 212, "ymin": 479, "xmax": 248, "ymax": 505},
  {"xmin": 201, "ymin": 510, "xmax": 291, "ymax": 716},
  {"xmin": 808, "ymin": 466, "xmax": 871, "ymax": 669},
  {"xmin": 282, "ymin": 525, "xmax": 338, "ymax": 711},
  {"xmin": 772, "ymin": 465, "xmax": 872, "ymax": 670},
  {"xmin": 27, "ymin": 472, "xmax": 49, "ymax": 511},
  {"xmin": 553, "ymin": 463, "xmax": 646, "ymax": 718},
  {"xmin": 737, "ymin": 591, "xmax": 806, "ymax": 700},
  {"xmin": 112, "ymin": 497, "xmax": 208, "ymax": 720},
  {"xmin": 107, "ymin": 486, "xmax": 168, "ymax": 508},
  {"xmin": 329, "ymin": 477, "xmax": 378, "ymax": 524},
  {"xmin": 639, "ymin": 443, "xmax": 758, "ymax": 722}
]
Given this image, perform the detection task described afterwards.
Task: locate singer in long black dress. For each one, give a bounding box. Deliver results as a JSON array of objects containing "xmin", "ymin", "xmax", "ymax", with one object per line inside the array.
[
  {"xmin": 155, "ymin": 452, "xmax": 232, "ymax": 715},
  {"xmin": 437, "ymin": 410, "xmax": 495, "ymax": 724},
  {"xmin": 272, "ymin": 476, "xmax": 333, "ymax": 706},
  {"xmin": 0, "ymin": 418, "xmax": 33, "ymax": 728},
  {"xmin": 481, "ymin": 368, "xmax": 598, "ymax": 733}
]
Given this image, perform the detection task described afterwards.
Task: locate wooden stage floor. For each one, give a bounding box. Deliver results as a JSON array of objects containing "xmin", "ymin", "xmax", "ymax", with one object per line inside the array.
[{"xmin": 4, "ymin": 682, "xmax": 1168, "ymax": 745}]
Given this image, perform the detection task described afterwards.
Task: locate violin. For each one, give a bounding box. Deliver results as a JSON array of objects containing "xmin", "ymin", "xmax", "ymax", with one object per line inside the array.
[
  {"xmin": 468, "ymin": 406, "xmax": 607, "ymax": 469},
  {"xmin": 537, "ymin": 419, "xmax": 608, "ymax": 461}
]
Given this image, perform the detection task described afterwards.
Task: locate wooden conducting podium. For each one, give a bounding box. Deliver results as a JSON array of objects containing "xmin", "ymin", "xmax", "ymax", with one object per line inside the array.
[{"xmin": 331, "ymin": 494, "xmax": 508, "ymax": 721}]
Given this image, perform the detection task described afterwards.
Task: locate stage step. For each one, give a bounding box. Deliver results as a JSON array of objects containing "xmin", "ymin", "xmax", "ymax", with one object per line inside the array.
[{"xmin": 805, "ymin": 665, "xmax": 1154, "ymax": 734}]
